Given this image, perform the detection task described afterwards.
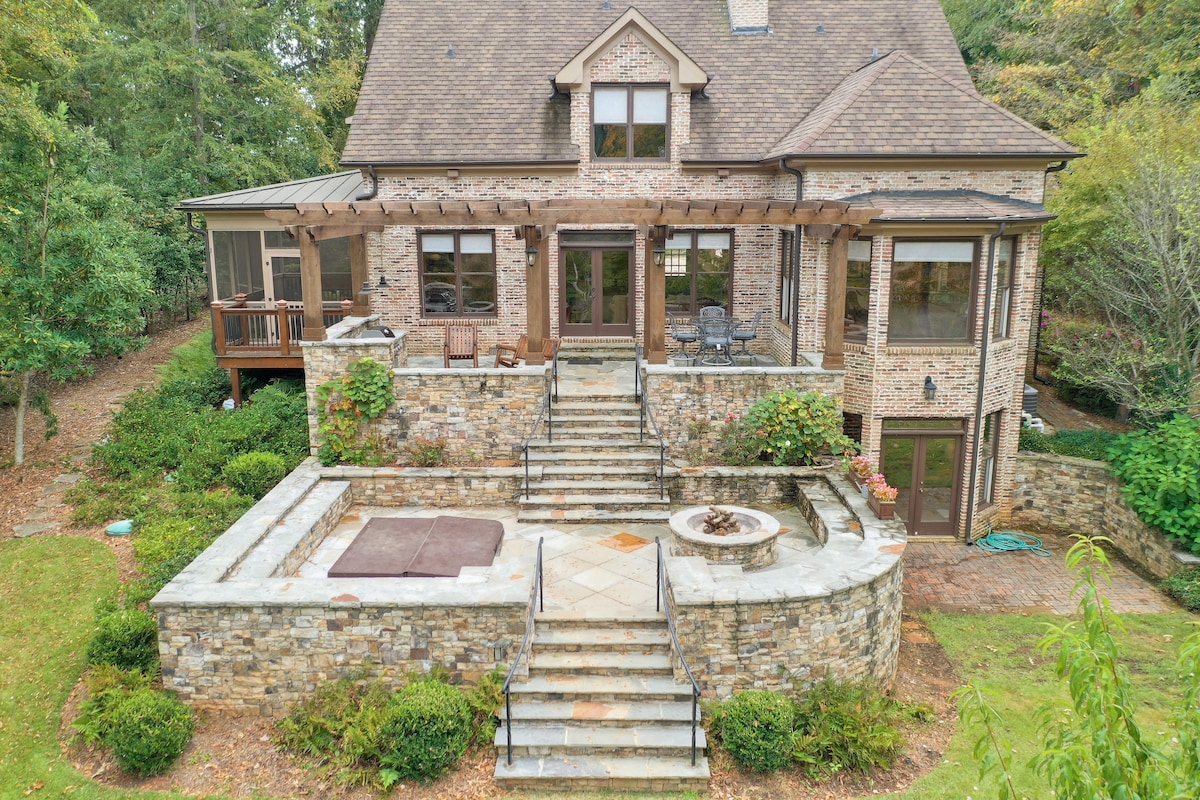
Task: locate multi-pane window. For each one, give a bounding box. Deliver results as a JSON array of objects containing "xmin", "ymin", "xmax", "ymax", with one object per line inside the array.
[
  {"xmin": 845, "ymin": 238, "xmax": 872, "ymax": 339},
  {"xmin": 593, "ymin": 85, "xmax": 668, "ymax": 160},
  {"xmin": 889, "ymin": 240, "xmax": 977, "ymax": 342},
  {"xmin": 978, "ymin": 411, "xmax": 1001, "ymax": 507},
  {"xmin": 419, "ymin": 232, "xmax": 496, "ymax": 316},
  {"xmin": 779, "ymin": 230, "xmax": 794, "ymax": 324},
  {"xmin": 663, "ymin": 231, "xmax": 732, "ymax": 314},
  {"xmin": 992, "ymin": 237, "xmax": 1015, "ymax": 340}
]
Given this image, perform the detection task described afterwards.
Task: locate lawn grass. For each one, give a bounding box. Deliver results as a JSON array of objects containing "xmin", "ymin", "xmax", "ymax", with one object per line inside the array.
[
  {"xmin": 893, "ymin": 610, "xmax": 1200, "ymax": 799},
  {"xmin": 0, "ymin": 536, "xmax": 185, "ymax": 799}
]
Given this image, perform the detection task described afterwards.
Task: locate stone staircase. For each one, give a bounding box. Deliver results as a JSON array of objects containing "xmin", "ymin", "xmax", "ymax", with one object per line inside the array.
[
  {"xmin": 493, "ymin": 613, "xmax": 708, "ymax": 791},
  {"xmin": 518, "ymin": 393, "xmax": 670, "ymax": 525},
  {"xmin": 557, "ymin": 338, "xmax": 638, "ymax": 362}
]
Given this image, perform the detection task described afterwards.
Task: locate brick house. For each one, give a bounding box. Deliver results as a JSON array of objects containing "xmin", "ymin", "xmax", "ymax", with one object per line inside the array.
[{"xmin": 180, "ymin": 0, "xmax": 1080, "ymax": 542}]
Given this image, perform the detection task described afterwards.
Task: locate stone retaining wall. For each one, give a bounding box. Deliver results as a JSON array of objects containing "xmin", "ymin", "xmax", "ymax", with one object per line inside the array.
[
  {"xmin": 1011, "ymin": 452, "xmax": 1193, "ymax": 579},
  {"xmin": 666, "ymin": 477, "xmax": 905, "ymax": 698},
  {"xmin": 322, "ymin": 465, "xmax": 525, "ymax": 507},
  {"xmin": 642, "ymin": 362, "xmax": 844, "ymax": 451}
]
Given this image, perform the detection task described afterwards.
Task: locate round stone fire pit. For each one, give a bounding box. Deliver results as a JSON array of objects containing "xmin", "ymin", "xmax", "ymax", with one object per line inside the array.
[{"xmin": 669, "ymin": 505, "xmax": 782, "ymax": 571}]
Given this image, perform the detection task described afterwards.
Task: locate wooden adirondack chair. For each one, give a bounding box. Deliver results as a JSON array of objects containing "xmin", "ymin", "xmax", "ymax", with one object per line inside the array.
[
  {"xmin": 494, "ymin": 334, "xmax": 560, "ymax": 367},
  {"xmin": 443, "ymin": 324, "xmax": 478, "ymax": 367}
]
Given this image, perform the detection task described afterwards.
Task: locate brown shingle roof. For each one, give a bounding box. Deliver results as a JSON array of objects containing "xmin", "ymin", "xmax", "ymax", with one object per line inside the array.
[
  {"xmin": 343, "ymin": 0, "xmax": 995, "ymax": 165},
  {"xmin": 767, "ymin": 51, "xmax": 1078, "ymax": 158},
  {"xmin": 840, "ymin": 190, "xmax": 1055, "ymax": 222}
]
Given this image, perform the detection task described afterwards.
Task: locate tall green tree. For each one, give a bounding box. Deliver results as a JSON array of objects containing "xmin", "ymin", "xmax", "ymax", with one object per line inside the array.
[{"xmin": 0, "ymin": 109, "xmax": 150, "ymax": 464}]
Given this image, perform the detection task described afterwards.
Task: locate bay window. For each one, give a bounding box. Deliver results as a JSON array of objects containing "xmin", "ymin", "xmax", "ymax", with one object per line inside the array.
[{"xmin": 889, "ymin": 240, "xmax": 977, "ymax": 342}]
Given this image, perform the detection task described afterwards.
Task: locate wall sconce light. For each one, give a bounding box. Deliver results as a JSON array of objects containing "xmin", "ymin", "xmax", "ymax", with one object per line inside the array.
[
  {"xmin": 652, "ymin": 244, "xmax": 666, "ymax": 267},
  {"xmin": 525, "ymin": 245, "xmax": 539, "ymax": 267},
  {"xmin": 924, "ymin": 376, "xmax": 937, "ymax": 401}
]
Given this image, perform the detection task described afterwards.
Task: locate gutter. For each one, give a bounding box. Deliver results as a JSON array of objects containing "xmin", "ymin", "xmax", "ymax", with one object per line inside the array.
[
  {"xmin": 965, "ymin": 222, "xmax": 1006, "ymax": 544},
  {"xmin": 354, "ymin": 164, "xmax": 379, "ymax": 201},
  {"xmin": 779, "ymin": 159, "xmax": 805, "ymax": 367}
]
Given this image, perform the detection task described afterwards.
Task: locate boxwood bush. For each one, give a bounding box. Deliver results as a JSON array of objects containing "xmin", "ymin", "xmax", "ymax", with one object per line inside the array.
[
  {"xmin": 222, "ymin": 451, "xmax": 287, "ymax": 499},
  {"xmin": 106, "ymin": 688, "xmax": 195, "ymax": 776},
  {"xmin": 86, "ymin": 609, "xmax": 159, "ymax": 673},
  {"xmin": 379, "ymin": 679, "xmax": 472, "ymax": 784},
  {"xmin": 714, "ymin": 690, "xmax": 796, "ymax": 772}
]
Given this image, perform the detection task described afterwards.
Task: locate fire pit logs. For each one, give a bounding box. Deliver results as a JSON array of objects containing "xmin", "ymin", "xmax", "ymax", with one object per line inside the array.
[{"xmin": 703, "ymin": 506, "xmax": 741, "ymax": 536}]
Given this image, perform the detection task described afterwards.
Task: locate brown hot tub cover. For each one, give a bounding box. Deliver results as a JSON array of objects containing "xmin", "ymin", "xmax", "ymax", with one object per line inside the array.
[{"xmin": 327, "ymin": 516, "xmax": 504, "ymax": 578}]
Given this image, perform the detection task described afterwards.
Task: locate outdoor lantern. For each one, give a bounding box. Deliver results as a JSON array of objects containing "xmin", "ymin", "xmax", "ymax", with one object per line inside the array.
[
  {"xmin": 652, "ymin": 244, "xmax": 666, "ymax": 267},
  {"xmin": 359, "ymin": 280, "xmax": 374, "ymax": 295},
  {"xmin": 525, "ymin": 245, "xmax": 539, "ymax": 267},
  {"xmin": 924, "ymin": 376, "xmax": 937, "ymax": 401}
]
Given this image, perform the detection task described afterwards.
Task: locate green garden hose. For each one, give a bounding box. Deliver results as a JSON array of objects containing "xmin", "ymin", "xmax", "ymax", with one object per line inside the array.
[{"xmin": 973, "ymin": 531, "xmax": 1051, "ymax": 557}]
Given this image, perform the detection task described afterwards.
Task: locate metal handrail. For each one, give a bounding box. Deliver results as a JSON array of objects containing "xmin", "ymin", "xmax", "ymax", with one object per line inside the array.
[
  {"xmin": 654, "ymin": 536, "xmax": 701, "ymax": 766},
  {"xmin": 502, "ymin": 536, "xmax": 544, "ymax": 766},
  {"xmin": 635, "ymin": 346, "xmax": 667, "ymax": 499},
  {"xmin": 519, "ymin": 371, "xmax": 555, "ymax": 499}
]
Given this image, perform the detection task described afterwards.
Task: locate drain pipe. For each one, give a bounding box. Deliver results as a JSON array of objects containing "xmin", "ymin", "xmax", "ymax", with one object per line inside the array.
[
  {"xmin": 780, "ymin": 159, "xmax": 805, "ymax": 366},
  {"xmin": 354, "ymin": 164, "xmax": 379, "ymax": 201},
  {"xmin": 965, "ymin": 222, "xmax": 1006, "ymax": 544},
  {"xmin": 1031, "ymin": 161, "xmax": 1068, "ymax": 385}
]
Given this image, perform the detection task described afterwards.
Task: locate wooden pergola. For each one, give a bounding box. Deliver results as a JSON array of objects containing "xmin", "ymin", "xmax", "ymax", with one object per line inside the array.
[{"xmin": 265, "ymin": 197, "xmax": 879, "ymax": 369}]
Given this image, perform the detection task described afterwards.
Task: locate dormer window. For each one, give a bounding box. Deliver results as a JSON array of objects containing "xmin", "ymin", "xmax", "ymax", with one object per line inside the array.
[{"xmin": 593, "ymin": 85, "xmax": 668, "ymax": 161}]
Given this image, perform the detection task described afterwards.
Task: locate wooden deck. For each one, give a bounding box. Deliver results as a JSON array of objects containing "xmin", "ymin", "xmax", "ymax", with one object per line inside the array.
[{"xmin": 212, "ymin": 297, "xmax": 354, "ymax": 369}]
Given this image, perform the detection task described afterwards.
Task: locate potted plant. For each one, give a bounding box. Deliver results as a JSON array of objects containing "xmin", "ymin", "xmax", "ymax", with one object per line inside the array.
[
  {"xmin": 846, "ymin": 455, "xmax": 874, "ymax": 492},
  {"xmin": 865, "ymin": 473, "xmax": 898, "ymax": 519}
]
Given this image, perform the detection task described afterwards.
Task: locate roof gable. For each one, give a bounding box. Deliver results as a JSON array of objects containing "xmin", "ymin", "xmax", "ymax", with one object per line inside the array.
[
  {"xmin": 767, "ymin": 51, "xmax": 1078, "ymax": 159},
  {"xmin": 554, "ymin": 7, "xmax": 707, "ymax": 92}
]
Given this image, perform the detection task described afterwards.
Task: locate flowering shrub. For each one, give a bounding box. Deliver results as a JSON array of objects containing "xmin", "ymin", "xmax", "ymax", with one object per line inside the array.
[
  {"xmin": 402, "ymin": 436, "xmax": 448, "ymax": 467},
  {"xmin": 741, "ymin": 390, "xmax": 857, "ymax": 466},
  {"xmin": 717, "ymin": 412, "xmax": 765, "ymax": 466},
  {"xmin": 866, "ymin": 473, "xmax": 898, "ymax": 503}
]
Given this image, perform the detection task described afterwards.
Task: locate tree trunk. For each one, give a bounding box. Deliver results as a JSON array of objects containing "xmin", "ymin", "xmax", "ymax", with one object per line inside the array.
[
  {"xmin": 13, "ymin": 371, "xmax": 31, "ymax": 466},
  {"xmin": 189, "ymin": 0, "xmax": 207, "ymax": 185}
]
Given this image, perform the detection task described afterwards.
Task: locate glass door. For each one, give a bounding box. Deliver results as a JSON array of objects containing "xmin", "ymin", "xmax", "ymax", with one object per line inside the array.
[
  {"xmin": 560, "ymin": 232, "xmax": 635, "ymax": 336},
  {"xmin": 880, "ymin": 420, "xmax": 963, "ymax": 537}
]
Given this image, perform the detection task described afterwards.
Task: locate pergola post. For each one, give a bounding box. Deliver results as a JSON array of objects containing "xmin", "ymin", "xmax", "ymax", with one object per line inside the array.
[
  {"xmin": 524, "ymin": 225, "xmax": 547, "ymax": 366},
  {"xmin": 299, "ymin": 230, "xmax": 326, "ymax": 341},
  {"xmin": 822, "ymin": 226, "xmax": 851, "ymax": 371},
  {"xmin": 644, "ymin": 227, "xmax": 667, "ymax": 364},
  {"xmin": 349, "ymin": 234, "xmax": 370, "ymax": 315}
]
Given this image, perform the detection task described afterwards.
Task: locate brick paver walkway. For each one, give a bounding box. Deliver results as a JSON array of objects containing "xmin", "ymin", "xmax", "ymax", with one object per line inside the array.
[{"xmin": 903, "ymin": 530, "xmax": 1176, "ymax": 614}]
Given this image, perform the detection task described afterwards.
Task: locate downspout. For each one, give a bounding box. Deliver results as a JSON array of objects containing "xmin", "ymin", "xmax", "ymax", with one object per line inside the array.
[
  {"xmin": 354, "ymin": 164, "xmax": 379, "ymax": 201},
  {"xmin": 184, "ymin": 212, "xmax": 207, "ymax": 324},
  {"xmin": 965, "ymin": 222, "xmax": 1006, "ymax": 544},
  {"xmin": 1032, "ymin": 161, "xmax": 1068, "ymax": 385},
  {"xmin": 780, "ymin": 159, "xmax": 805, "ymax": 367}
]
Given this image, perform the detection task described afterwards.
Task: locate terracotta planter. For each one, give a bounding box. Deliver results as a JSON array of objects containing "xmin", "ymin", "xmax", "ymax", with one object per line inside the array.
[{"xmin": 868, "ymin": 493, "xmax": 895, "ymax": 519}]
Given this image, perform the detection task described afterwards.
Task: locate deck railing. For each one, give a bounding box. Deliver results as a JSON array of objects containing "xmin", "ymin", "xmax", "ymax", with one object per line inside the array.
[
  {"xmin": 502, "ymin": 537, "xmax": 544, "ymax": 765},
  {"xmin": 654, "ymin": 536, "xmax": 701, "ymax": 766},
  {"xmin": 211, "ymin": 295, "xmax": 353, "ymax": 358}
]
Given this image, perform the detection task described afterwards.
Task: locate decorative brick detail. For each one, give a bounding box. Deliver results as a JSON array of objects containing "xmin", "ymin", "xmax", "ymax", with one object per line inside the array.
[{"xmin": 1011, "ymin": 453, "xmax": 1189, "ymax": 579}]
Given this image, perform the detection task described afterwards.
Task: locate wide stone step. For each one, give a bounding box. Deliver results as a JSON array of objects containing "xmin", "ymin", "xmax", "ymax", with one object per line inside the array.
[
  {"xmin": 493, "ymin": 723, "xmax": 706, "ymax": 758},
  {"xmin": 520, "ymin": 494, "xmax": 669, "ymax": 513},
  {"xmin": 534, "ymin": 627, "xmax": 669, "ymax": 652},
  {"xmin": 547, "ymin": 424, "xmax": 644, "ymax": 439},
  {"xmin": 508, "ymin": 674, "xmax": 693, "ymax": 702},
  {"xmin": 526, "ymin": 437, "xmax": 659, "ymax": 451},
  {"xmin": 494, "ymin": 754, "xmax": 709, "ymax": 791},
  {"xmin": 552, "ymin": 399, "xmax": 640, "ymax": 414},
  {"xmin": 501, "ymin": 698, "xmax": 699, "ymax": 726},
  {"xmin": 539, "ymin": 465, "xmax": 660, "ymax": 478},
  {"xmin": 530, "ymin": 652, "xmax": 673, "ymax": 676},
  {"xmin": 522, "ymin": 451, "xmax": 663, "ymax": 467},
  {"xmin": 526, "ymin": 479, "xmax": 661, "ymax": 493},
  {"xmin": 516, "ymin": 508, "xmax": 673, "ymax": 525},
  {"xmin": 536, "ymin": 610, "xmax": 666, "ymax": 629}
]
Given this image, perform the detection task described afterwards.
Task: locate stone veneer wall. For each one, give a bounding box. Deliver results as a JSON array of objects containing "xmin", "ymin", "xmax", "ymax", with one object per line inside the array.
[
  {"xmin": 642, "ymin": 362, "xmax": 844, "ymax": 451},
  {"xmin": 665, "ymin": 477, "xmax": 904, "ymax": 698},
  {"xmin": 323, "ymin": 466, "xmax": 524, "ymax": 507},
  {"xmin": 1011, "ymin": 453, "xmax": 1193, "ymax": 579}
]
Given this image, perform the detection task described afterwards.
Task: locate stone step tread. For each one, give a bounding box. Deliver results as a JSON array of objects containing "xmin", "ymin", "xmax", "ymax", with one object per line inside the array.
[
  {"xmin": 535, "ymin": 628, "xmax": 669, "ymax": 648},
  {"xmin": 552, "ymin": 401, "xmax": 641, "ymax": 412},
  {"xmin": 508, "ymin": 675, "xmax": 694, "ymax": 698},
  {"xmin": 501, "ymin": 699, "xmax": 699, "ymax": 724},
  {"xmin": 539, "ymin": 465, "xmax": 660, "ymax": 476},
  {"xmin": 523, "ymin": 451, "xmax": 662, "ymax": 462},
  {"xmin": 537, "ymin": 610, "xmax": 666, "ymax": 626},
  {"xmin": 526, "ymin": 480, "xmax": 661, "ymax": 491},
  {"xmin": 517, "ymin": 509, "xmax": 672, "ymax": 523},
  {"xmin": 551, "ymin": 414, "xmax": 642, "ymax": 423},
  {"xmin": 493, "ymin": 724, "xmax": 706, "ymax": 749},
  {"xmin": 531, "ymin": 652, "xmax": 673, "ymax": 672},
  {"xmin": 520, "ymin": 494, "xmax": 670, "ymax": 507},
  {"xmin": 494, "ymin": 755, "xmax": 710, "ymax": 783},
  {"xmin": 526, "ymin": 438, "xmax": 660, "ymax": 449}
]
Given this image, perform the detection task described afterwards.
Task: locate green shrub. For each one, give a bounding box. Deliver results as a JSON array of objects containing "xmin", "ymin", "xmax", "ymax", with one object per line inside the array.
[
  {"xmin": 1162, "ymin": 567, "xmax": 1200, "ymax": 613},
  {"xmin": 791, "ymin": 677, "xmax": 912, "ymax": 779},
  {"xmin": 378, "ymin": 679, "xmax": 472, "ymax": 784},
  {"xmin": 317, "ymin": 357, "xmax": 394, "ymax": 466},
  {"xmin": 1018, "ymin": 425, "xmax": 1050, "ymax": 453},
  {"xmin": 1017, "ymin": 426, "xmax": 1120, "ymax": 462},
  {"xmin": 74, "ymin": 665, "xmax": 155, "ymax": 746},
  {"xmin": 93, "ymin": 389, "xmax": 203, "ymax": 478},
  {"xmin": 105, "ymin": 688, "xmax": 195, "ymax": 776},
  {"xmin": 86, "ymin": 609, "xmax": 159, "ymax": 673},
  {"xmin": 716, "ymin": 690, "xmax": 795, "ymax": 772},
  {"xmin": 717, "ymin": 412, "xmax": 765, "ymax": 466},
  {"xmin": 222, "ymin": 451, "xmax": 287, "ymax": 498},
  {"xmin": 401, "ymin": 436, "xmax": 447, "ymax": 467},
  {"xmin": 1109, "ymin": 415, "xmax": 1200, "ymax": 553},
  {"xmin": 67, "ymin": 475, "xmax": 170, "ymax": 526},
  {"xmin": 741, "ymin": 390, "xmax": 857, "ymax": 466},
  {"xmin": 466, "ymin": 667, "xmax": 505, "ymax": 746}
]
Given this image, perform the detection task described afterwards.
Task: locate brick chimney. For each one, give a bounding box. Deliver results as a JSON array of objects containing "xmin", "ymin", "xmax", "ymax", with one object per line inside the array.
[{"xmin": 728, "ymin": 0, "xmax": 769, "ymax": 34}]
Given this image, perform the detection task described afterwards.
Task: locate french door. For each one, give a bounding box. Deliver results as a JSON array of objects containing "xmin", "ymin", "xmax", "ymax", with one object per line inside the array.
[
  {"xmin": 879, "ymin": 420, "xmax": 964, "ymax": 538},
  {"xmin": 560, "ymin": 232, "xmax": 635, "ymax": 337}
]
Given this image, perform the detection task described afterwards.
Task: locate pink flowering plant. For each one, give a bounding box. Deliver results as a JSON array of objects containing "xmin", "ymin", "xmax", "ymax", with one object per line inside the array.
[
  {"xmin": 866, "ymin": 473, "xmax": 898, "ymax": 503},
  {"xmin": 847, "ymin": 455, "xmax": 875, "ymax": 478}
]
